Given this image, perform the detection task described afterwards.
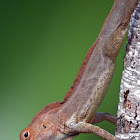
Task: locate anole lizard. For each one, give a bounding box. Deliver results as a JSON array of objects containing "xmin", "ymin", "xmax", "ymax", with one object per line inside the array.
[{"xmin": 20, "ymin": 0, "xmax": 139, "ymax": 140}]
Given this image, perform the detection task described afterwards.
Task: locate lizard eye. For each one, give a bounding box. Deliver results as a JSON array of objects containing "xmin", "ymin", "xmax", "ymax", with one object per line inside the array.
[
  {"xmin": 20, "ymin": 128, "xmax": 31, "ymax": 140},
  {"xmin": 24, "ymin": 131, "xmax": 29, "ymax": 139}
]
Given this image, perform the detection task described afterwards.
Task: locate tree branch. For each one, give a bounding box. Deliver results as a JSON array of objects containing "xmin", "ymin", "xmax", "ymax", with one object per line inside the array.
[{"xmin": 116, "ymin": 3, "xmax": 140, "ymax": 139}]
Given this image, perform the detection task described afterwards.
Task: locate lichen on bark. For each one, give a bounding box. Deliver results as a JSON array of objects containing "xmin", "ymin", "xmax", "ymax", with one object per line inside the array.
[{"xmin": 116, "ymin": 3, "xmax": 140, "ymax": 140}]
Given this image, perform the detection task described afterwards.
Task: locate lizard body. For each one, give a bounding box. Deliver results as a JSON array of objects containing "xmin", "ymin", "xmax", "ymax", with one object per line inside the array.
[{"xmin": 20, "ymin": 0, "xmax": 139, "ymax": 140}]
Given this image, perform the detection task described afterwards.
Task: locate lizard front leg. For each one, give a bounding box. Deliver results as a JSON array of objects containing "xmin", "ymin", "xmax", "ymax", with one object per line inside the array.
[
  {"xmin": 91, "ymin": 112, "xmax": 117, "ymax": 125},
  {"xmin": 65, "ymin": 114, "xmax": 117, "ymax": 140},
  {"xmin": 66, "ymin": 121, "xmax": 117, "ymax": 140}
]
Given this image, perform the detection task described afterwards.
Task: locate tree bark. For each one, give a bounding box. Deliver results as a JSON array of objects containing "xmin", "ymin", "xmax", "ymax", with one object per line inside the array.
[{"xmin": 116, "ymin": 3, "xmax": 140, "ymax": 140}]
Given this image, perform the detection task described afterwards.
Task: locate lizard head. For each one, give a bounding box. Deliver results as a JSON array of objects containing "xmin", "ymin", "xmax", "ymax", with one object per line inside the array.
[
  {"xmin": 20, "ymin": 102, "xmax": 64, "ymax": 140},
  {"xmin": 20, "ymin": 116, "xmax": 65, "ymax": 140},
  {"xmin": 20, "ymin": 102, "xmax": 78, "ymax": 140}
]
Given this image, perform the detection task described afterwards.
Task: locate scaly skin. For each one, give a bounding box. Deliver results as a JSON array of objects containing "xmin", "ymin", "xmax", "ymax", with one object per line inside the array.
[{"xmin": 20, "ymin": 0, "xmax": 139, "ymax": 140}]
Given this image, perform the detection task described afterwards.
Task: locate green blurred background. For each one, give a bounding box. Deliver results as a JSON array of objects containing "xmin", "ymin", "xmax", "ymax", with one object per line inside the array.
[{"xmin": 1, "ymin": 0, "xmax": 127, "ymax": 140}]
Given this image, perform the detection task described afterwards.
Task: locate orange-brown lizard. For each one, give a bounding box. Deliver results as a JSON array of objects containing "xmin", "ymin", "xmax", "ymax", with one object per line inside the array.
[{"xmin": 20, "ymin": 0, "xmax": 139, "ymax": 139}]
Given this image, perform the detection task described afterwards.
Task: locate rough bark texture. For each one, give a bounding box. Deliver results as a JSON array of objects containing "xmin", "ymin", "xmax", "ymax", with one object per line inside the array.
[{"xmin": 116, "ymin": 3, "xmax": 140, "ymax": 140}]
